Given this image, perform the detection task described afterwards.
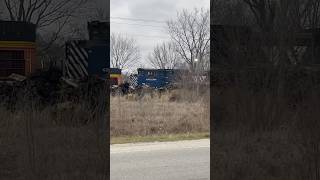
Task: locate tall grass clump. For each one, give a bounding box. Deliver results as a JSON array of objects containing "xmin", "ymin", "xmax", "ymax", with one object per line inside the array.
[
  {"xmin": 110, "ymin": 87, "xmax": 210, "ymax": 137},
  {"xmin": 212, "ymin": 65, "xmax": 320, "ymax": 180},
  {"xmin": 0, "ymin": 79, "xmax": 109, "ymax": 180}
]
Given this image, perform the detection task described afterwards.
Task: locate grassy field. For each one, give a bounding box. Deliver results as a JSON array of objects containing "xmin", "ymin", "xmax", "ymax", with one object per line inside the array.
[{"xmin": 110, "ymin": 89, "xmax": 210, "ymax": 138}]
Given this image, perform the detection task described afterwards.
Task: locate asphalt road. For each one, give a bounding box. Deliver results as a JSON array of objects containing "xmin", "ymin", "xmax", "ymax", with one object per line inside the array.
[{"xmin": 110, "ymin": 139, "xmax": 210, "ymax": 180}]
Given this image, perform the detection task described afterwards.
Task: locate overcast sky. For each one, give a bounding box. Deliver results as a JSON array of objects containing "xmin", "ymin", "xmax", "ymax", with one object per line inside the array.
[{"xmin": 110, "ymin": 0, "xmax": 209, "ymax": 71}]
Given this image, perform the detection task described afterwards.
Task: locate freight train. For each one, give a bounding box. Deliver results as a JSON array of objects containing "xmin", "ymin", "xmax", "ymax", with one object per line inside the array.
[
  {"xmin": 0, "ymin": 20, "xmax": 200, "ymax": 90},
  {"xmin": 2, "ymin": 21, "xmax": 319, "ymax": 87}
]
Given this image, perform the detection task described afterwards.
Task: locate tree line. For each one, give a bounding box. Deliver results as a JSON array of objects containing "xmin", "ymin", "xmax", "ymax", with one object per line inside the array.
[{"xmin": 111, "ymin": 8, "xmax": 210, "ymax": 74}]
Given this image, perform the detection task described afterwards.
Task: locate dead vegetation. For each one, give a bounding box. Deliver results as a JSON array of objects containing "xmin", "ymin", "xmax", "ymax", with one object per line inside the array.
[
  {"xmin": 0, "ymin": 79, "xmax": 109, "ymax": 180},
  {"xmin": 110, "ymin": 88, "xmax": 210, "ymax": 137},
  {"xmin": 212, "ymin": 66, "xmax": 320, "ymax": 180}
]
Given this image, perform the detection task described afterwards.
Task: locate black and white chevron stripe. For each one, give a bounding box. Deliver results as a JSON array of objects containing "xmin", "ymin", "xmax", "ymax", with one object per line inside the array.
[{"xmin": 65, "ymin": 40, "xmax": 89, "ymax": 79}]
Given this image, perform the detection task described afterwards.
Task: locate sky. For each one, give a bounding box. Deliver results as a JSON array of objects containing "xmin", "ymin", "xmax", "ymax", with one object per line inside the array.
[{"xmin": 110, "ymin": 0, "xmax": 210, "ymax": 71}]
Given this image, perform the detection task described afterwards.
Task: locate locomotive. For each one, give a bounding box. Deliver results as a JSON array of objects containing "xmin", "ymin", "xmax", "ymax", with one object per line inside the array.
[{"xmin": 63, "ymin": 21, "xmax": 109, "ymax": 81}]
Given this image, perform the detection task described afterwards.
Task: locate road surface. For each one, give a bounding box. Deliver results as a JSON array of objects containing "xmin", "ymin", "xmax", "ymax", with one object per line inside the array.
[{"xmin": 111, "ymin": 139, "xmax": 210, "ymax": 180}]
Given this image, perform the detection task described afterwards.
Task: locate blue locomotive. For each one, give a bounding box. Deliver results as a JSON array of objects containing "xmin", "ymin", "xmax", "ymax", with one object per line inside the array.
[{"xmin": 137, "ymin": 68, "xmax": 181, "ymax": 89}]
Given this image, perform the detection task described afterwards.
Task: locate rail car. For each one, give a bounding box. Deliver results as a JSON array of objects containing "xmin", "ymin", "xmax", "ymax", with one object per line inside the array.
[
  {"xmin": 110, "ymin": 68, "xmax": 123, "ymax": 86},
  {"xmin": 0, "ymin": 21, "xmax": 37, "ymax": 78},
  {"xmin": 63, "ymin": 39, "xmax": 109, "ymax": 80},
  {"xmin": 137, "ymin": 68, "xmax": 176, "ymax": 89},
  {"xmin": 62, "ymin": 21, "xmax": 109, "ymax": 81},
  {"xmin": 63, "ymin": 21, "xmax": 127, "ymax": 87}
]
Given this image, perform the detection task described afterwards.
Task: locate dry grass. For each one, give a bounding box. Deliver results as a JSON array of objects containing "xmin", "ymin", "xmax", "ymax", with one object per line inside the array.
[
  {"xmin": 212, "ymin": 129, "xmax": 304, "ymax": 180},
  {"xmin": 212, "ymin": 67, "xmax": 320, "ymax": 180},
  {"xmin": 110, "ymin": 89, "xmax": 210, "ymax": 137},
  {"xmin": 0, "ymin": 85, "xmax": 109, "ymax": 180},
  {"xmin": 111, "ymin": 132, "xmax": 210, "ymax": 144}
]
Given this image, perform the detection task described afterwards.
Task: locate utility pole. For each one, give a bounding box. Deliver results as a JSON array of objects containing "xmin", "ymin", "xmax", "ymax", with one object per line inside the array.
[{"xmin": 194, "ymin": 58, "xmax": 199, "ymax": 96}]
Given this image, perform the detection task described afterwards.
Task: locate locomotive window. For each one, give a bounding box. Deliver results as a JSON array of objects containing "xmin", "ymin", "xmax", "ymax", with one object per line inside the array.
[{"xmin": 147, "ymin": 71, "xmax": 156, "ymax": 77}]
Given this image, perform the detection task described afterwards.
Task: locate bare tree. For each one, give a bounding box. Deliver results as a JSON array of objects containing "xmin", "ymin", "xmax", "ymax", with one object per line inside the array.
[
  {"xmin": 92, "ymin": 7, "xmax": 108, "ymax": 21},
  {"xmin": 242, "ymin": 0, "xmax": 320, "ymax": 65},
  {"xmin": 148, "ymin": 42, "xmax": 180, "ymax": 69},
  {"xmin": 242, "ymin": 0, "xmax": 277, "ymax": 32},
  {"xmin": 298, "ymin": 0, "xmax": 320, "ymax": 29},
  {"xmin": 211, "ymin": 0, "xmax": 253, "ymax": 26},
  {"xmin": 65, "ymin": 1, "xmax": 110, "ymax": 41},
  {"xmin": 2, "ymin": 0, "xmax": 89, "ymax": 52},
  {"xmin": 167, "ymin": 8, "xmax": 210, "ymax": 72},
  {"xmin": 111, "ymin": 33, "xmax": 140, "ymax": 70},
  {"xmin": 3, "ymin": 0, "xmax": 87, "ymax": 27},
  {"xmin": 242, "ymin": 0, "xmax": 320, "ymax": 30}
]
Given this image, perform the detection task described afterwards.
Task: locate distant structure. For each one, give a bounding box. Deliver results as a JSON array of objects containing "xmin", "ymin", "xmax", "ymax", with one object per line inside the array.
[
  {"xmin": 0, "ymin": 21, "xmax": 37, "ymax": 78},
  {"xmin": 110, "ymin": 68, "xmax": 122, "ymax": 86}
]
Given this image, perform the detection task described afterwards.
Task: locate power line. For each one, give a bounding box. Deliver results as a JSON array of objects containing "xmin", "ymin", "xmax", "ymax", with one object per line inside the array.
[
  {"xmin": 110, "ymin": 32, "xmax": 209, "ymax": 40},
  {"xmin": 110, "ymin": 21, "xmax": 165, "ymax": 29},
  {"xmin": 125, "ymin": 34, "xmax": 170, "ymax": 39},
  {"xmin": 110, "ymin": 16, "xmax": 167, "ymax": 24}
]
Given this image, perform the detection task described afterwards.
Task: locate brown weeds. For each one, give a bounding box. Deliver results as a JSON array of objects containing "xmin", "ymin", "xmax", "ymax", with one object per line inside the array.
[
  {"xmin": 212, "ymin": 66, "xmax": 320, "ymax": 180},
  {"xmin": 0, "ymin": 83, "xmax": 109, "ymax": 180},
  {"xmin": 110, "ymin": 89, "xmax": 210, "ymax": 137}
]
